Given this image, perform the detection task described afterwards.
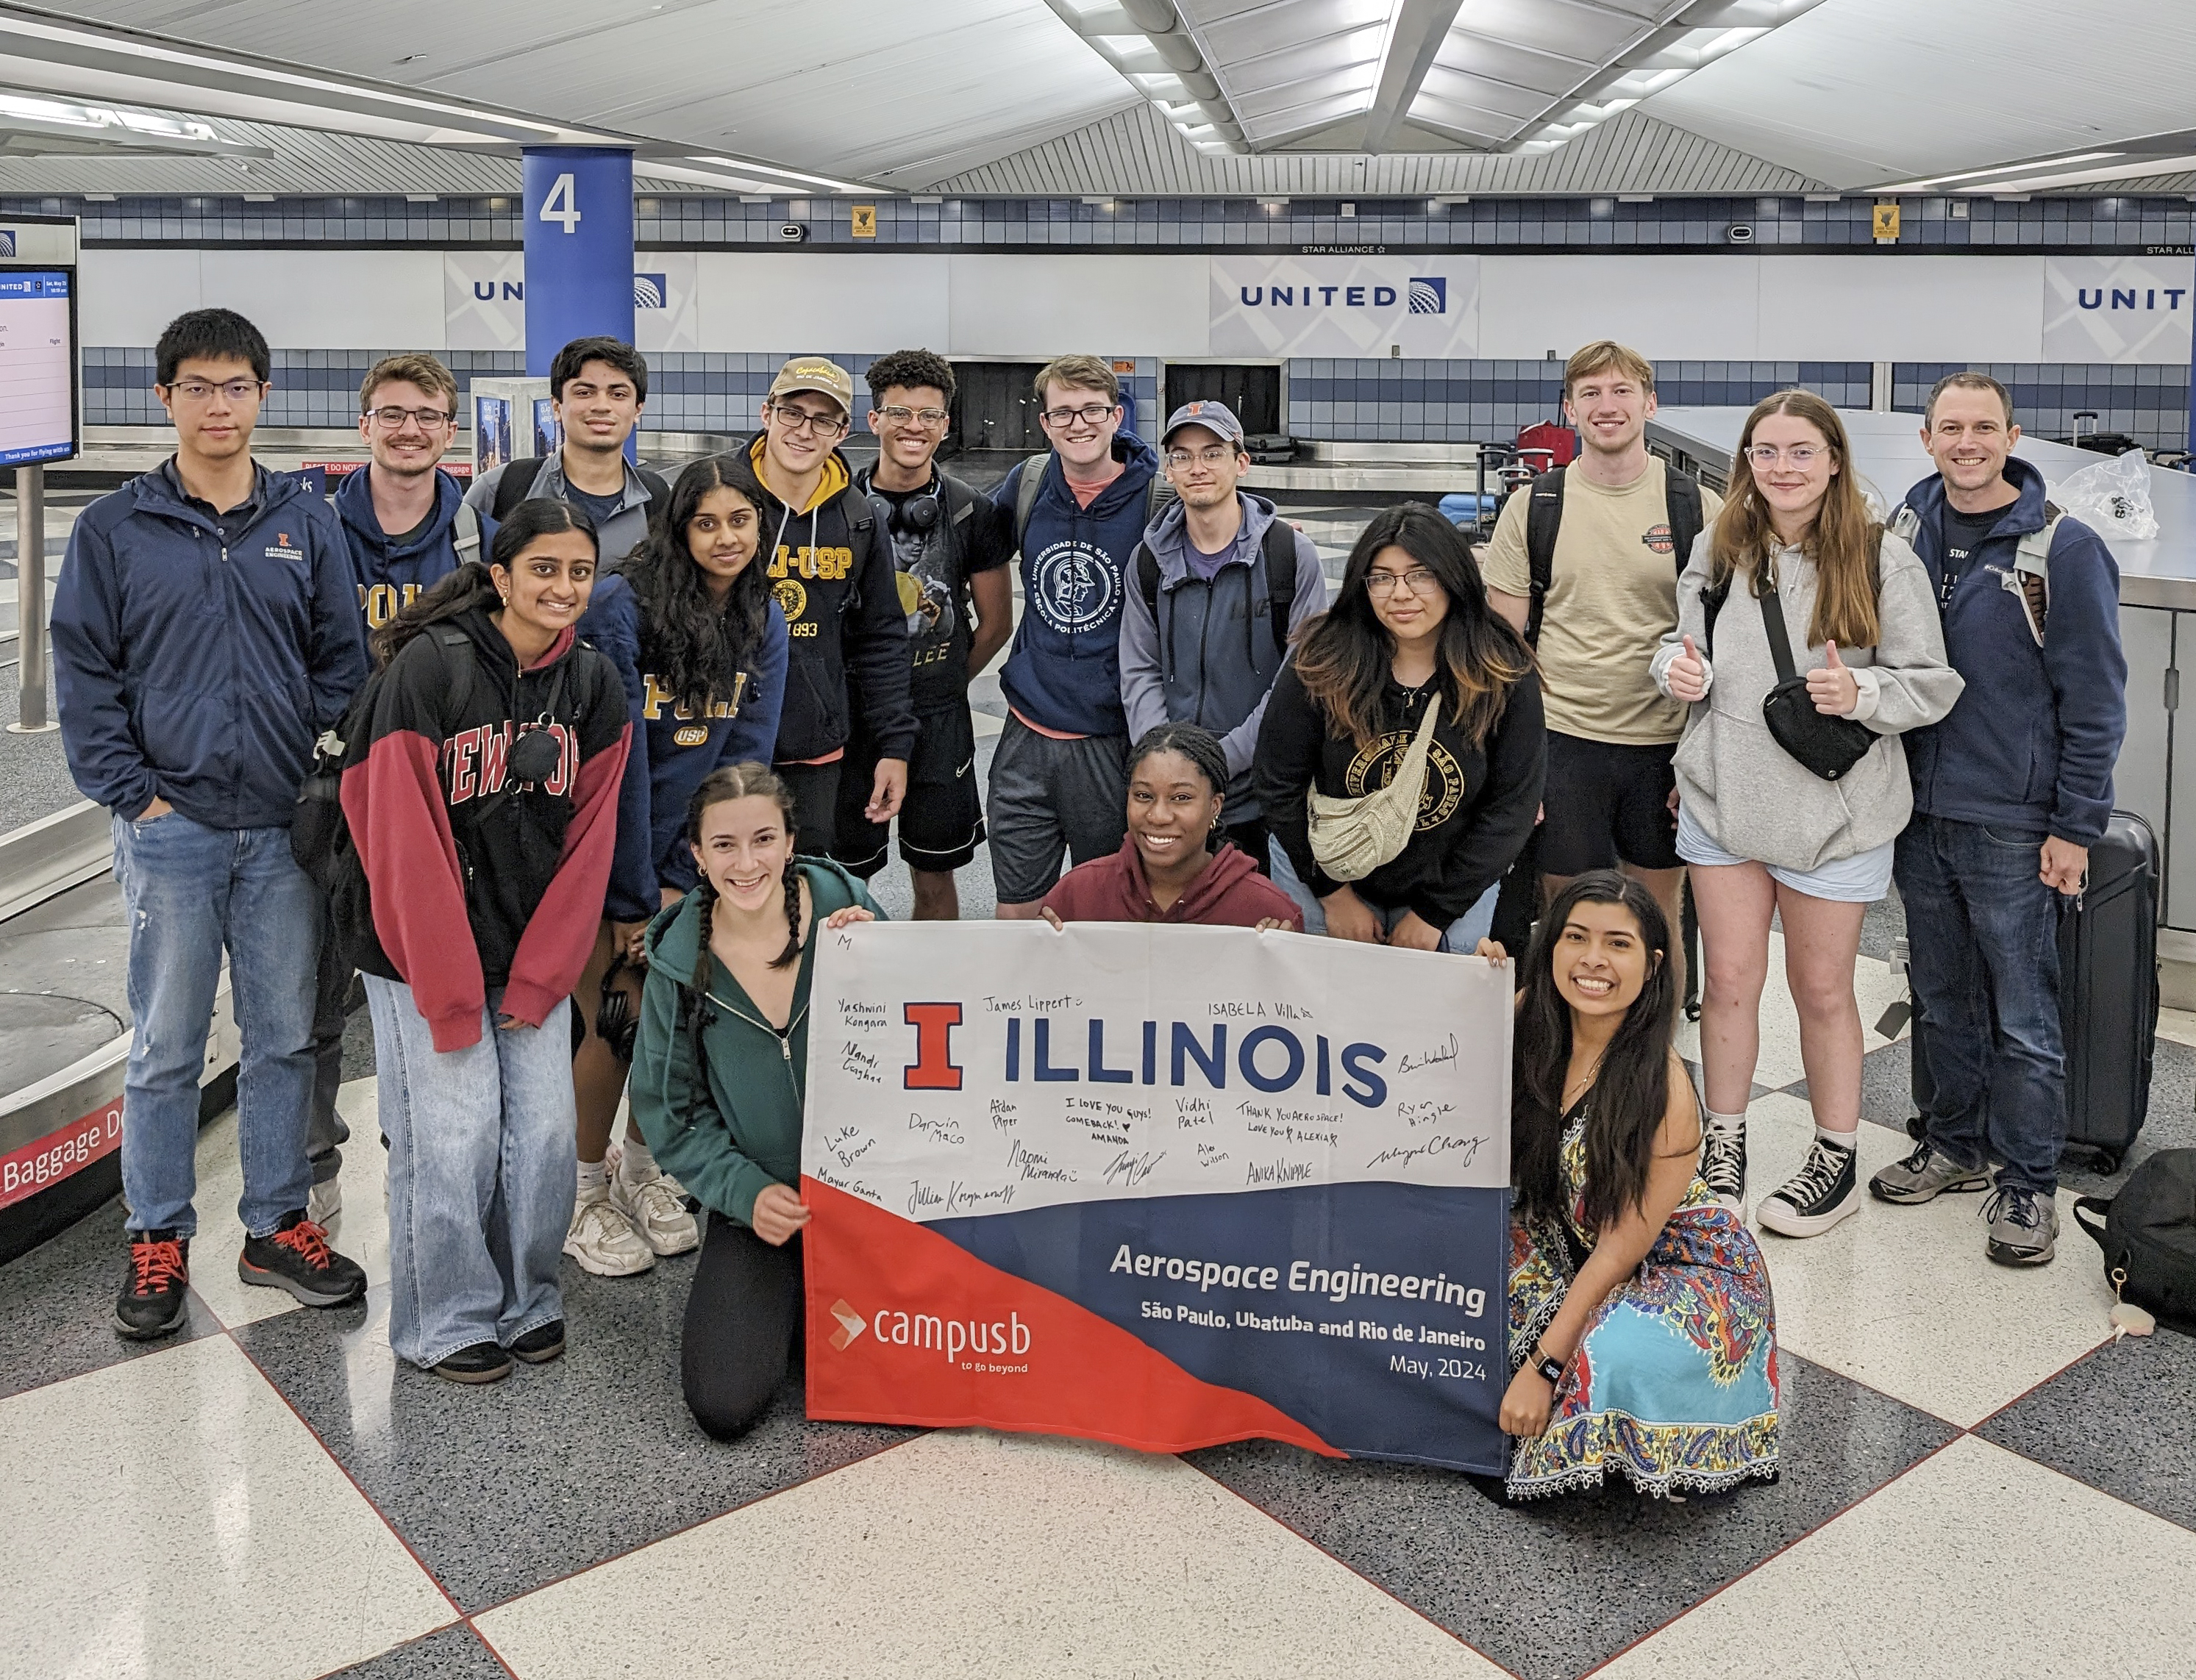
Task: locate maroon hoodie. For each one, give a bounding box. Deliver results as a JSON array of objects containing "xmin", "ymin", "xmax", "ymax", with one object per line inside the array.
[{"xmin": 1042, "ymin": 837, "xmax": 1304, "ymax": 929}]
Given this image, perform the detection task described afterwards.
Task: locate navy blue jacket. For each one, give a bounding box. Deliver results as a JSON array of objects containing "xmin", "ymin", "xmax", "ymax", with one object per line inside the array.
[
  {"xmin": 52, "ymin": 462, "xmax": 368, "ymax": 828},
  {"xmin": 992, "ymin": 431, "xmax": 1161, "ymax": 737},
  {"xmin": 333, "ymin": 465, "xmax": 475, "ymax": 633},
  {"xmin": 1899, "ymin": 457, "xmax": 2127, "ymax": 845},
  {"xmin": 580, "ymin": 572, "xmax": 790, "ymax": 922}
]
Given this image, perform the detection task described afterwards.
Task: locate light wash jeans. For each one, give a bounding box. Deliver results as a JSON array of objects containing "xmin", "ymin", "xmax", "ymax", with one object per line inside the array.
[
  {"xmin": 364, "ymin": 976, "xmax": 577, "ymax": 1369},
  {"xmin": 1268, "ymin": 843, "xmax": 1498, "ymax": 951},
  {"xmin": 112, "ymin": 810, "xmax": 320, "ymax": 1238}
]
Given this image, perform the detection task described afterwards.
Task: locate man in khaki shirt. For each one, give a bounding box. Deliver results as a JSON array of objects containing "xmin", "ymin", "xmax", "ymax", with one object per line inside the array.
[{"xmin": 1482, "ymin": 342, "xmax": 1721, "ymax": 990}]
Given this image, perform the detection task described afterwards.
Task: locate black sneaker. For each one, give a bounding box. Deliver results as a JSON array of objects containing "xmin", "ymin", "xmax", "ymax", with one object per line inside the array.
[
  {"xmin": 115, "ymin": 1231, "xmax": 191, "ymax": 1340},
  {"xmin": 509, "ymin": 1320, "xmax": 566, "ymax": 1365},
  {"xmin": 238, "ymin": 1210, "xmax": 366, "ymax": 1307},
  {"xmin": 1758, "ymin": 1135, "xmax": 1861, "ymax": 1238},
  {"xmin": 430, "ymin": 1341, "xmax": 514, "ymax": 1384},
  {"xmin": 1700, "ymin": 1121, "xmax": 1747, "ymax": 1217}
]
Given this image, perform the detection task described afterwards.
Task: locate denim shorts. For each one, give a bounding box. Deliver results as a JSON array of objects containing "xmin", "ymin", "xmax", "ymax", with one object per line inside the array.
[{"xmin": 1676, "ymin": 803, "xmax": 1894, "ymax": 904}]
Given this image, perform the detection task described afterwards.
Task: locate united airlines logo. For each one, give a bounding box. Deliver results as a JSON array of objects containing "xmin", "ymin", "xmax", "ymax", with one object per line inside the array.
[
  {"xmin": 0, "ymin": 232, "xmax": 15, "ymax": 257},
  {"xmin": 1408, "ymin": 277, "xmax": 1447, "ymax": 315},
  {"xmin": 633, "ymin": 272, "xmax": 667, "ymax": 310}
]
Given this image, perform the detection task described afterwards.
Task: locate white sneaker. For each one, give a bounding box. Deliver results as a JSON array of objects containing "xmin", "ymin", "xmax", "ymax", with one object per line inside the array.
[
  {"xmin": 307, "ymin": 1176, "xmax": 342, "ymax": 1229},
  {"xmin": 563, "ymin": 1187, "xmax": 655, "ymax": 1276},
  {"xmin": 610, "ymin": 1169, "xmax": 701, "ymax": 1257}
]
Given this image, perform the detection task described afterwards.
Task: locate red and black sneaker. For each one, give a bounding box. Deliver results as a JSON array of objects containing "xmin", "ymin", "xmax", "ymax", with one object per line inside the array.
[
  {"xmin": 115, "ymin": 1230, "xmax": 191, "ymax": 1340},
  {"xmin": 238, "ymin": 1210, "xmax": 367, "ymax": 1307}
]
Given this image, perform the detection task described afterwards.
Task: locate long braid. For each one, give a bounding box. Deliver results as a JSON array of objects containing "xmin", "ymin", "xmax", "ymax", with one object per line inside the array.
[
  {"xmin": 773, "ymin": 856, "xmax": 803, "ymax": 970},
  {"xmin": 685, "ymin": 882, "xmax": 717, "ymax": 1084}
]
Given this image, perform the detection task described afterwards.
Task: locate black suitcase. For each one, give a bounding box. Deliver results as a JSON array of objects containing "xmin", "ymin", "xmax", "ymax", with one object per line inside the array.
[{"xmin": 1906, "ymin": 810, "xmax": 2159, "ymax": 1172}]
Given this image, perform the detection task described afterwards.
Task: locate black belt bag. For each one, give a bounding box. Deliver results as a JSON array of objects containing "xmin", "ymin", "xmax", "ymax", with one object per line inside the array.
[{"xmin": 1757, "ymin": 584, "xmax": 1874, "ymax": 782}]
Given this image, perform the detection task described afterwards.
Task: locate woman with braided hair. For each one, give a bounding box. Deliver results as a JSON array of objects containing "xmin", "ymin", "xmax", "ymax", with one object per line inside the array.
[{"xmin": 626, "ymin": 762, "xmax": 880, "ymax": 1437}]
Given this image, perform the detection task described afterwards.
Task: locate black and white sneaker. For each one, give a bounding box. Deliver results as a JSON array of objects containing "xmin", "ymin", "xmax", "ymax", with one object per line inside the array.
[
  {"xmin": 1758, "ymin": 1135, "xmax": 1861, "ymax": 1238},
  {"xmin": 1700, "ymin": 1121, "xmax": 1747, "ymax": 1218}
]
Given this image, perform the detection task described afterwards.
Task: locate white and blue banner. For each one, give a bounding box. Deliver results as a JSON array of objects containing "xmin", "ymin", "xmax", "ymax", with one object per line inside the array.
[{"xmin": 1209, "ymin": 254, "xmax": 1483, "ymax": 358}]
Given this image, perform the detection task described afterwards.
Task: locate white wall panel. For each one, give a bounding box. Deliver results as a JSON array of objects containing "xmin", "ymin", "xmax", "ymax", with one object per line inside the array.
[
  {"xmin": 694, "ymin": 253, "xmax": 949, "ymax": 353},
  {"xmin": 1478, "ymin": 256, "xmax": 1762, "ymax": 360},
  {"xmin": 1766, "ymin": 257, "xmax": 2043, "ymax": 361},
  {"xmin": 947, "ymin": 255, "xmax": 1208, "ymax": 358},
  {"xmin": 199, "ymin": 251, "xmax": 442, "ymax": 348},
  {"xmin": 79, "ymin": 249, "xmax": 204, "ymax": 346}
]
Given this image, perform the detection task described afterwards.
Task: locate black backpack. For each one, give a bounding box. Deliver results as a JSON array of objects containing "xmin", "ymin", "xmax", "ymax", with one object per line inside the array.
[
  {"xmin": 2074, "ymin": 1148, "xmax": 2196, "ymax": 1335},
  {"xmin": 1521, "ymin": 463, "xmax": 1705, "ymax": 648},
  {"xmin": 1132, "ymin": 518, "xmax": 1300, "ymax": 658}
]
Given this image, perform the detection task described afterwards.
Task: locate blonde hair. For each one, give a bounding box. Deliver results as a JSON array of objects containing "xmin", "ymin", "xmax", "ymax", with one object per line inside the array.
[
  {"xmin": 1564, "ymin": 340, "xmax": 1655, "ymax": 400},
  {"xmin": 1033, "ymin": 354, "xmax": 1119, "ymax": 407},
  {"xmin": 1710, "ymin": 389, "xmax": 1881, "ymax": 650},
  {"xmin": 360, "ymin": 352, "xmax": 458, "ymax": 415}
]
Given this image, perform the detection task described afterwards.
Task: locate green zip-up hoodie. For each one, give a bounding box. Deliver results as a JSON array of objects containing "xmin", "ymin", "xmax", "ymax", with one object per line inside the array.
[{"xmin": 630, "ymin": 859, "xmax": 881, "ymax": 1226}]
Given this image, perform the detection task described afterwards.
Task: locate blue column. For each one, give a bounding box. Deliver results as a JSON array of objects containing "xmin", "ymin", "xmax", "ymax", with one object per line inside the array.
[{"xmin": 521, "ymin": 147, "xmax": 635, "ymax": 378}]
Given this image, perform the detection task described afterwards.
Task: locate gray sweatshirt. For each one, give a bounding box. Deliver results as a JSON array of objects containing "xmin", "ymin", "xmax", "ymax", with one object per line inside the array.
[{"xmin": 1649, "ymin": 531, "xmax": 1963, "ymax": 873}]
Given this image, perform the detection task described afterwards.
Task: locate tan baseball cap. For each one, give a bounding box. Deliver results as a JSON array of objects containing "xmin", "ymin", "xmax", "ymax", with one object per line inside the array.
[{"xmin": 767, "ymin": 356, "xmax": 855, "ymax": 414}]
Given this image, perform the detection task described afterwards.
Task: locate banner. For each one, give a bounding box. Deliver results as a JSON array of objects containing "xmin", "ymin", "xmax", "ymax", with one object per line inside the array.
[
  {"xmin": 800, "ymin": 922, "xmax": 1514, "ymax": 1473},
  {"xmin": 2043, "ymin": 255, "xmax": 2195, "ymax": 363},
  {"xmin": 1209, "ymin": 254, "xmax": 1481, "ymax": 358}
]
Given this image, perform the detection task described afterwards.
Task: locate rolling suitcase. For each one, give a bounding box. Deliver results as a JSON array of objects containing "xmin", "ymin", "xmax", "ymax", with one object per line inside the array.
[{"xmin": 1904, "ymin": 810, "xmax": 2159, "ymax": 1173}]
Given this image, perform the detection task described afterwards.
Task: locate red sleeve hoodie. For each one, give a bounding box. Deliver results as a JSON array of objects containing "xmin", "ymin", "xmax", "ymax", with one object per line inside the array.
[{"xmin": 1041, "ymin": 836, "xmax": 1304, "ymax": 929}]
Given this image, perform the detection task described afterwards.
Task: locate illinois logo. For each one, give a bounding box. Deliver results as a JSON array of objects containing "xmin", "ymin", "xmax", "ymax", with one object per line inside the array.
[
  {"xmin": 1029, "ymin": 541, "xmax": 1118, "ymax": 634},
  {"xmin": 1641, "ymin": 522, "xmax": 1676, "ymax": 555}
]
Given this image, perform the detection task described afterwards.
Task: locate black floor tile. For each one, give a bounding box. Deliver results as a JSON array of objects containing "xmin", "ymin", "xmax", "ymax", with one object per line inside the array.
[
  {"xmin": 237, "ymin": 1254, "xmax": 916, "ymax": 1613},
  {"xmin": 0, "ymin": 1194, "xmax": 223, "ymax": 1401},
  {"xmin": 1977, "ymin": 1331, "xmax": 2196, "ymax": 1534},
  {"xmin": 321, "ymin": 1623, "xmax": 498, "ymax": 1679},
  {"xmin": 1188, "ymin": 1351, "xmax": 1956, "ymax": 1680}
]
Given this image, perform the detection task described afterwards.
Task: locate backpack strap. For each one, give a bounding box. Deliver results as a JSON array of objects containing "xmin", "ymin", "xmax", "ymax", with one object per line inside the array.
[
  {"xmin": 491, "ymin": 457, "xmax": 546, "ymax": 522},
  {"xmin": 1135, "ymin": 541, "xmax": 1161, "ymax": 618},
  {"xmin": 1522, "ymin": 465, "xmax": 1566, "ymax": 648},
  {"xmin": 1147, "ymin": 475, "xmax": 1178, "ymax": 521},
  {"xmin": 452, "ymin": 500, "xmax": 482, "ymax": 562},
  {"xmin": 1664, "ymin": 469, "xmax": 1705, "ymax": 576},
  {"xmin": 1013, "ymin": 452, "xmax": 1049, "ymax": 552},
  {"xmin": 429, "ymin": 624, "xmax": 477, "ymax": 723},
  {"xmin": 2011, "ymin": 502, "xmax": 2061, "ymax": 646},
  {"xmin": 1261, "ymin": 517, "xmax": 1299, "ymax": 657},
  {"xmin": 1888, "ymin": 502, "xmax": 1923, "ymax": 548}
]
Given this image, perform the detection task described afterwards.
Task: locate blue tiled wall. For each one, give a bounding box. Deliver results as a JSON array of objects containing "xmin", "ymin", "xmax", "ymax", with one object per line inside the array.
[{"xmin": 1894, "ymin": 363, "xmax": 2191, "ymax": 451}]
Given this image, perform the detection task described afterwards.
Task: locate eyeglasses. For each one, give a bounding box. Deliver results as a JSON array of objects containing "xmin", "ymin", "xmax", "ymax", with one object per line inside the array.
[
  {"xmin": 1366, "ymin": 568, "xmax": 1440, "ymax": 597},
  {"xmin": 1041, "ymin": 402, "xmax": 1118, "ymax": 428},
  {"xmin": 768, "ymin": 403, "xmax": 849, "ymax": 437},
  {"xmin": 1744, "ymin": 444, "xmax": 1825, "ymax": 468},
  {"xmin": 875, "ymin": 404, "xmax": 949, "ymax": 427},
  {"xmin": 165, "ymin": 378, "xmax": 265, "ymax": 404},
  {"xmin": 1166, "ymin": 445, "xmax": 1237, "ymax": 468},
  {"xmin": 366, "ymin": 405, "xmax": 453, "ymax": 429}
]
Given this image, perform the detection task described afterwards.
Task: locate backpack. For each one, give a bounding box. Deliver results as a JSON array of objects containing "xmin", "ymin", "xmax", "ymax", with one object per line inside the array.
[
  {"xmin": 1132, "ymin": 518, "xmax": 1300, "ymax": 658},
  {"xmin": 453, "ymin": 500, "xmax": 482, "ymax": 562},
  {"xmin": 2073, "ymin": 1148, "xmax": 2196, "ymax": 1335},
  {"xmin": 491, "ymin": 455, "xmax": 672, "ymax": 529},
  {"xmin": 1011, "ymin": 451, "xmax": 1174, "ymax": 554},
  {"xmin": 1889, "ymin": 499, "xmax": 2061, "ymax": 646},
  {"xmin": 1522, "ymin": 464, "xmax": 1705, "ymax": 648}
]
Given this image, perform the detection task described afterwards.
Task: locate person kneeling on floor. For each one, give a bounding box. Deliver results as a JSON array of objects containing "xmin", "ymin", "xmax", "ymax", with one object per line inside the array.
[
  {"xmin": 1484, "ymin": 872, "xmax": 1780, "ymax": 1501},
  {"xmin": 341, "ymin": 501, "xmax": 631, "ymax": 1385},
  {"xmin": 627, "ymin": 765, "xmax": 881, "ymax": 1440}
]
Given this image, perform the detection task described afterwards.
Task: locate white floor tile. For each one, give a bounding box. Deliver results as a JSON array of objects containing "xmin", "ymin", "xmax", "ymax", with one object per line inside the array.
[
  {"xmin": 0, "ymin": 1334, "xmax": 452, "ymax": 1680},
  {"xmin": 1597, "ymin": 1434, "xmax": 2196, "ymax": 1680},
  {"xmin": 1744, "ymin": 1093, "xmax": 2114, "ymax": 1427},
  {"xmin": 188, "ymin": 1079, "xmax": 389, "ymax": 1330},
  {"xmin": 476, "ymin": 1429, "xmax": 1500, "ymax": 1680}
]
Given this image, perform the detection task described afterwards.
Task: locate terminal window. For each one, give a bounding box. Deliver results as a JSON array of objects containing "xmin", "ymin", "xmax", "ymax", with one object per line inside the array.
[{"xmin": 0, "ymin": 271, "xmax": 74, "ymax": 468}]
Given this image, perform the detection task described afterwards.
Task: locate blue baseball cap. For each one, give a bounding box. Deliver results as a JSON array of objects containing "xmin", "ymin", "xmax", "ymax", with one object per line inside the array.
[{"xmin": 1161, "ymin": 399, "xmax": 1247, "ymax": 448}]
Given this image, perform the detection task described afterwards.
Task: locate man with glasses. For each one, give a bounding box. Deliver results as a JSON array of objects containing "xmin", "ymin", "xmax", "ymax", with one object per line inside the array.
[
  {"xmin": 53, "ymin": 308, "xmax": 371, "ymax": 1339},
  {"xmin": 988, "ymin": 354, "xmax": 1161, "ymax": 918},
  {"xmin": 749, "ymin": 356, "xmax": 914, "ymax": 856},
  {"xmin": 839, "ymin": 349, "xmax": 1013, "ymax": 917},
  {"xmin": 1119, "ymin": 399, "xmax": 1325, "ymax": 879},
  {"xmin": 465, "ymin": 335, "xmax": 667, "ymax": 566}
]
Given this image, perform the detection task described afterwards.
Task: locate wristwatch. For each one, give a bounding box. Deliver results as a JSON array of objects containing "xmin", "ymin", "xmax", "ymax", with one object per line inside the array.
[{"xmin": 1533, "ymin": 1347, "xmax": 1566, "ymax": 1386}]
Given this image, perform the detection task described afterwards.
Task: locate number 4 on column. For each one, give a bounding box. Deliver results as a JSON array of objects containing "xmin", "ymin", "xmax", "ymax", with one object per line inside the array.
[{"xmin": 541, "ymin": 172, "xmax": 581, "ymax": 233}]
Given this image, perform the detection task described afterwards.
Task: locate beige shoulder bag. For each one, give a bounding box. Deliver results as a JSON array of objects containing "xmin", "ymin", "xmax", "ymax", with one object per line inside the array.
[{"xmin": 1306, "ymin": 696, "xmax": 1441, "ymax": 882}]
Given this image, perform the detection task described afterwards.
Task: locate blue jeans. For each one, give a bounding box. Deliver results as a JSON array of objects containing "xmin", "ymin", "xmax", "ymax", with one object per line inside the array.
[
  {"xmin": 113, "ymin": 811, "xmax": 320, "ymax": 1239},
  {"xmin": 1895, "ymin": 815, "xmax": 2067, "ymax": 1193},
  {"xmin": 365, "ymin": 976, "xmax": 577, "ymax": 1368},
  {"xmin": 1269, "ymin": 846, "xmax": 1498, "ymax": 951}
]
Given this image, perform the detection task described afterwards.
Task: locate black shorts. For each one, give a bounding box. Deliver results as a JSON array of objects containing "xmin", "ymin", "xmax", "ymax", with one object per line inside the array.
[
  {"xmin": 834, "ymin": 701, "xmax": 985, "ymax": 879},
  {"xmin": 1538, "ymin": 731, "xmax": 1682, "ymax": 876}
]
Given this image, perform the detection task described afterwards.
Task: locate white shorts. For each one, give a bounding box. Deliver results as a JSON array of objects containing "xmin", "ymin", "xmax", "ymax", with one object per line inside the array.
[{"xmin": 1676, "ymin": 803, "xmax": 1894, "ymax": 904}]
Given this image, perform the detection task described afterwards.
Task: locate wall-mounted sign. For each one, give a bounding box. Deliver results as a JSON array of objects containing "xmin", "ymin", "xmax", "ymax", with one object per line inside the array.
[
  {"xmin": 2044, "ymin": 255, "xmax": 2195, "ymax": 362},
  {"xmin": 1210, "ymin": 256, "xmax": 1480, "ymax": 357}
]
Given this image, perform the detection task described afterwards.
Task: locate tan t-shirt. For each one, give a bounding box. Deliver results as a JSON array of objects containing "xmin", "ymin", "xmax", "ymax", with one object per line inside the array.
[{"xmin": 1479, "ymin": 458, "xmax": 1723, "ymax": 746}]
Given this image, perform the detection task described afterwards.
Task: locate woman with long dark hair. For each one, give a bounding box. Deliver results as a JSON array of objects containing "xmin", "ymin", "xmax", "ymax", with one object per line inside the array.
[
  {"xmin": 1255, "ymin": 501, "xmax": 1543, "ymax": 951},
  {"xmin": 1653, "ymin": 390, "xmax": 1958, "ymax": 1240},
  {"xmin": 341, "ymin": 500, "xmax": 630, "ymax": 1383},
  {"xmin": 1486, "ymin": 871, "xmax": 1779, "ymax": 1499},
  {"xmin": 567, "ymin": 452, "xmax": 790, "ymax": 1278},
  {"xmin": 627, "ymin": 763, "xmax": 880, "ymax": 1439}
]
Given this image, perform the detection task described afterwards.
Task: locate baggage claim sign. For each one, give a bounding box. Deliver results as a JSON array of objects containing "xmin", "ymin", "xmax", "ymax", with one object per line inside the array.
[{"xmin": 800, "ymin": 922, "xmax": 1513, "ymax": 1473}]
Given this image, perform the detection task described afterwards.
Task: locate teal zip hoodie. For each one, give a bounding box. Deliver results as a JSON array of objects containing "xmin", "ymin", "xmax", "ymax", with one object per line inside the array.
[{"xmin": 629, "ymin": 859, "xmax": 882, "ymax": 1226}]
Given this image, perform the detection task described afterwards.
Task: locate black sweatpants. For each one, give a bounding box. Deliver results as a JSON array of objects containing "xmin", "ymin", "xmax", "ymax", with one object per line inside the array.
[{"xmin": 682, "ymin": 1212, "xmax": 804, "ymax": 1440}]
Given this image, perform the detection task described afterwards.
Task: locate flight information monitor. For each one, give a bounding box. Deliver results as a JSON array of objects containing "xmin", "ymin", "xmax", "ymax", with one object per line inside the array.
[{"xmin": 0, "ymin": 269, "xmax": 78, "ymax": 467}]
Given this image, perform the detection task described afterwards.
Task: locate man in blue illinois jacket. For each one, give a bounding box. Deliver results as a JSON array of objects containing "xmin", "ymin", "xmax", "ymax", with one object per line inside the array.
[
  {"xmin": 988, "ymin": 354, "xmax": 1161, "ymax": 916},
  {"xmin": 1869, "ymin": 371, "xmax": 2128, "ymax": 1268},
  {"xmin": 51, "ymin": 308, "xmax": 371, "ymax": 1341}
]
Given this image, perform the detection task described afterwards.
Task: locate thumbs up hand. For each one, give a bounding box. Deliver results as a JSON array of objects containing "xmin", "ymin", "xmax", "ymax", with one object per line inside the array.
[
  {"xmin": 1666, "ymin": 633, "xmax": 1709, "ymax": 703},
  {"xmin": 1808, "ymin": 639, "xmax": 1861, "ymax": 715}
]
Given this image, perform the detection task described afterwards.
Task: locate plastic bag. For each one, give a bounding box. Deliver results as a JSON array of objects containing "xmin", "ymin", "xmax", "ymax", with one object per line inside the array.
[{"xmin": 2048, "ymin": 448, "xmax": 2158, "ymax": 541}]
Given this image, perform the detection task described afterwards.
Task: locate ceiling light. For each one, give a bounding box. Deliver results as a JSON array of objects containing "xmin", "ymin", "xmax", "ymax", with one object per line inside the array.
[
  {"xmin": 1877, "ymin": 151, "xmax": 2122, "ymax": 192},
  {"xmin": 687, "ymin": 154, "xmax": 871, "ymax": 193}
]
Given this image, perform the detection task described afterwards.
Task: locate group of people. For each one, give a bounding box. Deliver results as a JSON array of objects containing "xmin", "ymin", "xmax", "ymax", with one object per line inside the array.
[{"xmin": 46, "ymin": 308, "xmax": 2125, "ymax": 1501}]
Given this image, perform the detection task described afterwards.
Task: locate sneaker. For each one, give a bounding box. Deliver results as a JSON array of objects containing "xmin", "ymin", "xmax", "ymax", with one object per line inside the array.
[
  {"xmin": 1757, "ymin": 1136, "xmax": 1861, "ymax": 1238},
  {"xmin": 307, "ymin": 1175, "xmax": 342, "ymax": 1228},
  {"xmin": 1700, "ymin": 1120, "xmax": 1747, "ymax": 1217},
  {"xmin": 431, "ymin": 1341, "xmax": 513, "ymax": 1385},
  {"xmin": 1870, "ymin": 1140, "xmax": 1992, "ymax": 1206},
  {"xmin": 238, "ymin": 1210, "xmax": 368, "ymax": 1307},
  {"xmin": 563, "ymin": 1188, "xmax": 655, "ymax": 1276},
  {"xmin": 115, "ymin": 1231, "xmax": 191, "ymax": 1340},
  {"xmin": 510, "ymin": 1320, "xmax": 566, "ymax": 1364},
  {"xmin": 1983, "ymin": 1182, "xmax": 2058, "ymax": 1266},
  {"xmin": 610, "ymin": 1169, "xmax": 701, "ymax": 1257}
]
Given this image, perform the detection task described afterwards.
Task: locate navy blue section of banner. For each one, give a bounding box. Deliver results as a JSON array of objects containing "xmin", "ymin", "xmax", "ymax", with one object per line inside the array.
[{"xmin": 926, "ymin": 1181, "xmax": 1511, "ymax": 1474}]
